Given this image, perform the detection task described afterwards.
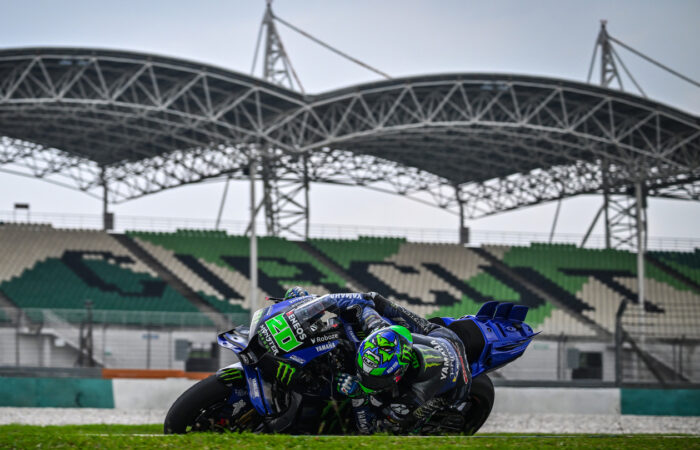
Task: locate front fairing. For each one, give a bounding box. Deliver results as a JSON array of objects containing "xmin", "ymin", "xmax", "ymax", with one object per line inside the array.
[{"xmin": 217, "ymin": 297, "xmax": 349, "ymax": 417}]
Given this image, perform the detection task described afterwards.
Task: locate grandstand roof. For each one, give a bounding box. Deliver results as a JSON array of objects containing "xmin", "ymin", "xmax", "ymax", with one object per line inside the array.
[{"xmin": 1, "ymin": 47, "xmax": 699, "ymax": 216}]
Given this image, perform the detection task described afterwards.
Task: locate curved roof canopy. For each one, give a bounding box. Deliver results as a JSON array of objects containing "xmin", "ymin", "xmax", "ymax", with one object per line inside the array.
[{"xmin": 1, "ymin": 47, "xmax": 698, "ymax": 217}]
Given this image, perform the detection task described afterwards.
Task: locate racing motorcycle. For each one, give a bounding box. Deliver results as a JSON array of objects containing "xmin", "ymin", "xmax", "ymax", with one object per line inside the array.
[{"xmin": 164, "ymin": 297, "xmax": 537, "ymax": 435}]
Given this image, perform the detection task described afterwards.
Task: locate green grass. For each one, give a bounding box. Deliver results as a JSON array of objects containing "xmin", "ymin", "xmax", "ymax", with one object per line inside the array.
[{"xmin": 0, "ymin": 425, "xmax": 696, "ymax": 449}]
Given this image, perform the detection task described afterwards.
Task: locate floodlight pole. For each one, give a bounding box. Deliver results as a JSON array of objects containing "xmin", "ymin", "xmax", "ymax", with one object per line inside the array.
[
  {"xmin": 215, "ymin": 175, "xmax": 232, "ymax": 230},
  {"xmin": 249, "ymin": 154, "xmax": 258, "ymax": 316},
  {"xmin": 455, "ymin": 185, "xmax": 468, "ymax": 245},
  {"xmin": 548, "ymin": 199, "xmax": 562, "ymax": 243},
  {"xmin": 101, "ymin": 166, "xmax": 109, "ymax": 231},
  {"xmin": 635, "ymin": 181, "xmax": 646, "ymax": 307},
  {"xmin": 635, "ymin": 180, "xmax": 647, "ymax": 348}
]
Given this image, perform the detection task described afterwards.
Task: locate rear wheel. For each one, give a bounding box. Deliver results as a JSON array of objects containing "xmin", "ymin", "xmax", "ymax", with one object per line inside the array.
[
  {"xmin": 462, "ymin": 374, "xmax": 494, "ymax": 435},
  {"xmin": 163, "ymin": 375, "xmax": 258, "ymax": 434}
]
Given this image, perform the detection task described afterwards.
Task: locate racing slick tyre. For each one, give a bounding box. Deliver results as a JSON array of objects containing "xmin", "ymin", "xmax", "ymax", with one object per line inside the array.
[
  {"xmin": 463, "ymin": 374, "xmax": 494, "ymax": 435},
  {"xmin": 164, "ymin": 375, "xmax": 235, "ymax": 434}
]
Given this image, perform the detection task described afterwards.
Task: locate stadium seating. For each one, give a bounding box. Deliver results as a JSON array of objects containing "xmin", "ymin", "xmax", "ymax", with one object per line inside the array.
[
  {"xmin": 128, "ymin": 230, "xmax": 346, "ymax": 313},
  {"xmin": 495, "ymin": 243, "xmax": 700, "ymax": 338},
  {"xmin": 649, "ymin": 250, "xmax": 700, "ymax": 290},
  {"xmin": 0, "ymin": 224, "xmax": 208, "ymax": 325},
  {"xmin": 2, "ymin": 224, "xmax": 697, "ymax": 338},
  {"xmin": 309, "ymin": 238, "xmax": 596, "ymax": 335}
]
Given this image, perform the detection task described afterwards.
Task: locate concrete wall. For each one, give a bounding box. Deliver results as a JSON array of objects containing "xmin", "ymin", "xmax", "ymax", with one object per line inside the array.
[
  {"xmin": 498, "ymin": 339, "xmax": 616, "ymax": 382},
  {"xmin": 2, "ymin": 376, "xmax": 698, "ymax": 416},
  {"xmin": 0, "ymin": 327, "xmax": 221, "ymax": 370},
  {"xmin": 113, "ymin": 378, "xmax": 199, "ymax": 410},
  {"xmin": 492, "ymin": 387, "xmax": 620, "ymax": 414}
]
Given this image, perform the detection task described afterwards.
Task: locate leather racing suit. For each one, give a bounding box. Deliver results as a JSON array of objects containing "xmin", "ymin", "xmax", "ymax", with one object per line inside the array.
[{"xmin": 338, "ymin": 293, "xmax": 472, "ymax": 434}]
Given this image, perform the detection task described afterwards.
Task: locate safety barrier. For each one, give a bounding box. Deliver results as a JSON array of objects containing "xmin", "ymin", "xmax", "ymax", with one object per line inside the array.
[{"xmin": 1, "ymin": 375, "xmax": 698, "ymax": 416}]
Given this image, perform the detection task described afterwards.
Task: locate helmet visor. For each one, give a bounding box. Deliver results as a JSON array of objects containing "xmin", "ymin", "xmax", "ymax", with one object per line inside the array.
[{"xmin": 358, "ymin": 372, "xmax": 396, "ymax": 393}]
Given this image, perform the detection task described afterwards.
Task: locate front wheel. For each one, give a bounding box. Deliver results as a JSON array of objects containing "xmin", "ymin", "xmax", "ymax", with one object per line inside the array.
[
  {"xmin": 462, "ymin": 374, "xmax": 494, "ymax": 435},
  {"xmin": 164, "ymin": 375, "xmax": 258, "ymax": 434}
]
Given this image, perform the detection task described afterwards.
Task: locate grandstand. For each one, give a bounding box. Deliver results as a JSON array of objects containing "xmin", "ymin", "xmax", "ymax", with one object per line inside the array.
[
  {"xmin": 1, "ymin": 222, "xmax": 697, "ymax": 382},
  {"xmin": 0, "ymin": 224, "xmax": 209, "ymax": 324},
  {"xmin": 0, "ymin": 7, "xmax": 697, "ymax": 395}
]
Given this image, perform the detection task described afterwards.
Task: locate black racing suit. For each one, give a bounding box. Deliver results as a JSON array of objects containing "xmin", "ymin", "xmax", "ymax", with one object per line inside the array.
[{"xmin": 348, "ymin": 294, "xmax": 472, "ymax": 434}]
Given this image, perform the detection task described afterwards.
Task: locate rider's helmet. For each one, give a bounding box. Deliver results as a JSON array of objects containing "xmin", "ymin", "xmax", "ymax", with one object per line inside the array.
[
  {"xmin": 356, "ymin": 325, "xmax": 414, "ymax": 393},
  {"xmin": 283, "ymin": 286, "xmax": 309, "ymax": 301}
]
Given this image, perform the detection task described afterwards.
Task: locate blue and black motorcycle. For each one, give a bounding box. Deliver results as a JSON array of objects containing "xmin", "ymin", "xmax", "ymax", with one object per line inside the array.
[{"xmin": 164, "ymin": 296, "xmax": 537, "ymax": 435}]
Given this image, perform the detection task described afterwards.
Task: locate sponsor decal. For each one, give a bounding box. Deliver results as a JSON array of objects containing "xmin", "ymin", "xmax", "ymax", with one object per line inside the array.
[
  {"xmin": 390, "ymin": 403, "xmax": 409, "ymax": 416},
  {"xmin": 369, "ymin": 396, "xmax": 383, "ymax": 407},
  {"xmin": 387, "ymin": 361, "xmax": 399, "ymax": 373},
  {"xmin": 448, "ymin": 340, "xmax": 470, "ymax": 385},
  {"xmin": 430, "ymin": 339, "xmax": 455, "ymax": 381},
  {"xmin": 421, "ymin": 348, "xmax": 443, "ymax": 369},
  {"xmin": 250, "ymin": 309, "xmax": 264, "ymax": 332},
  {"xmin": 265, "ymin": 314, "xmax": 303, "ymax": 352},
  {"xmin": 310, "ymin": 333, "xmax": 339, "ymax": 344},
  {"xmin": 258, "ymin": 325, "xmax": 280, "ymax": 356},
  {"xmin": 288, "ymin": 295, "xmax": 314, "ymax": 306},
  {"xmin": 232, "ymin": 388, "xmax": 248, "ymax": 397},
  {"xmin": 276, "ymin": 361, "xmax": 296, "ymax": 385},
  {"xmin": 247, "ymin": 375, "xmax": 260, "ymax": 399},
  {"xmin": 315, "ymin": 342, "xmax": 337, "ymax": 353},
  {"xmin": 231, "ymin": 399, "xmax": 248, "ymax": 416},
  {"xmin": 355, "ymin": 407, "xmax": 371, "ymax": 433},
  {"xmin": 328, "ymin": 293, "xmax": 364, "ymax": 300},
  {"xmin": 362, "ymin": 350, "xmax": 380, "ymax": 372},
  {"xmin": 285, "ymin": 311, "xmax": 307, "ymax": 341},
  {"xmin": 288, "ymin": 354, "xmax": 306, "ymax": 365},
  {"xmin": 218, "ymin": 368, "xmax": 243, "ymax": 382}
]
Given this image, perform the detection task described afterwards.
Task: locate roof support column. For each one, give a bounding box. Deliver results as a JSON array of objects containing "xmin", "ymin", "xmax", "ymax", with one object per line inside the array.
[
  {"xmin": 634, "ymin": 180, "xmax": 647, "ymax": 307},
  {"xmin": 456, "ymin": 185, "xmax": 468, "ymax": 245},
  {"xmin": 249, "ymin": 151, "xmax": 259, "ymax": 317},
  {"xmin": 100, "ymin": 166, "xmax": 112, "ymax": 231},
  {"xmin": 260, "ymin": 149, "xmax": 310, "ymax": 239},
  {"xmin": 634, "ymin": 180, "xmax": 647, "ymax": 350},
  {"xmin": 303, "ymin": 153, "xmax": 310, "ymax": 240},
  {"xmin": 602, "ymin": 162, "xmax": 612, "ymax": 249}
]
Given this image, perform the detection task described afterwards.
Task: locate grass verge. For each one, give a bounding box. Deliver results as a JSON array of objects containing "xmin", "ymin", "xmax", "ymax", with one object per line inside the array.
[{"xmin": 0, "ymin": 425, "xmax": 697, "ymax": 449}]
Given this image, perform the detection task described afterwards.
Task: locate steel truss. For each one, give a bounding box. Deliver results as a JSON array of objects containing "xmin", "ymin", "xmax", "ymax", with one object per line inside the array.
[
  {"xmin": 587, "ymin": 21, "xmax": 700, "ymax": 249},
  {"xmin": 0, "ymin": 48, "xmax": 698, "ymax": 238},
  {"xmin": 251, "ymin": 2, "xmax": 309, "ymax": 237}
]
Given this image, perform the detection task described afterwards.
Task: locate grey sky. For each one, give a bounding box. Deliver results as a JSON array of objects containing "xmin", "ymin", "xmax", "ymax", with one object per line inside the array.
[{"xmin": 1, "ymin": 0, "xmax": 699, "ymax": 238}]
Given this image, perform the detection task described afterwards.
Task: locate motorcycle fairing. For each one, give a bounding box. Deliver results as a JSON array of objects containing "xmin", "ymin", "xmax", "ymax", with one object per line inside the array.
[
  {"xmin": 285, "ymin": 340, "xmax": 340, "ymax": 366},
  {"xmin": 439, "ymin": 301, "xmax": 538, "ymax": 377},
  {"xmin": 243, "ymin": 363, "xmax": 273, "ymax": 415}
]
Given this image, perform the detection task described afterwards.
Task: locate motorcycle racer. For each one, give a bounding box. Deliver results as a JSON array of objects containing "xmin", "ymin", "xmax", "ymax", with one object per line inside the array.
[
  {"xmin": 337, "ymin": 293, "xmax": 471, "ymax": 434},
  {"xmin": 281, "ymin": 287, "xmax": 471, "ymax": 434}
]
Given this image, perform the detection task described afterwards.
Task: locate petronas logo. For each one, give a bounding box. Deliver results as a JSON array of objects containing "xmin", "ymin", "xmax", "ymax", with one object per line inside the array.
[{"xmin": 276, "ymin": 361, "xmax": 296, "ymax": 385}]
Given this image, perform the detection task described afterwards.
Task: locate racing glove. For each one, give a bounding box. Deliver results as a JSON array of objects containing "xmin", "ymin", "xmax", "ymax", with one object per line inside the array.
[{"xmin": 335, "ymin": 373, "xmax": 363, "ymax": 398}]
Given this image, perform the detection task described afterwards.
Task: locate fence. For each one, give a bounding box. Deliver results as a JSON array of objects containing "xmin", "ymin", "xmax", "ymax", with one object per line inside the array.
[
  {"xmin": 616, "ymin": 299, "xmax": 699, "ymax": 385},
  {"xmin": 0, "ymin": 307, "xmax": 247, "ymax": 371},
  {"xmin": 2, "ymin": 210, "xmax": 699, "ymax": 250},
  {"xmin": 1, "ymin": 305, "xmax": 697, "ymax": 387}
]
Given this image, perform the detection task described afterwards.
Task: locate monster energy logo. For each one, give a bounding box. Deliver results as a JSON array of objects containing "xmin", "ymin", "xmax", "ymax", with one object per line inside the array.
[
  {"xmin": 276, "ymin": 361, "xmax": 296, "ymax": 385},
  {"xmin": 218, "ymin": 368, "xmax": 243, "ymax": 382}
]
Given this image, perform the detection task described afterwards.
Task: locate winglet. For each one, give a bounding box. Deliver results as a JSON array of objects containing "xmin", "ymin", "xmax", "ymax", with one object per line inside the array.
[
  {"xmin": 509, "ymin": 305, "xmax": 529, "ymax": 323},
  {"xmin": 494, "ymin": 302, "xmax": 514, "ymax": 319},
  {"xmin": 476, "ymin": 301, "xmax": 499, "ymax": 320}
]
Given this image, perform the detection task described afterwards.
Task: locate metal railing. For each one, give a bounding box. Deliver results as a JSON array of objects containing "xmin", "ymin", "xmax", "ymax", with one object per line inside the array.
[
  {"xmin": 0, "ymin": 307, "xmax": 247, "ymax": 370},
  {"xmin": 616, "ymin": 300, "xmax": 700, "ymax": 385},
  {"xmin": 1, "ymin": 305, "xmax": 696, "ymax": 387},
  {"xmin": 2, "ymin": 210, "xmax": 699, "ymax": 250}
]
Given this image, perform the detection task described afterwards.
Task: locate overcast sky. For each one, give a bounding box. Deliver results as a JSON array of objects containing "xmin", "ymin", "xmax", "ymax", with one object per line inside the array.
[{"xmin": 1, "ymin": 0, "xmax": 699, "ymax": 238}]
